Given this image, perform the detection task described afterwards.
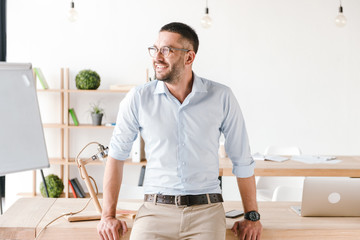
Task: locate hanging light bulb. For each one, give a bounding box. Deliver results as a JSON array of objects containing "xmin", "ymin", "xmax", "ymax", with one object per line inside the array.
[
  {"xmin": 68, "ymin": 0, "xmax": 78, "ymax": 22},
  {"xmin": 201, "ymin": 0, "xmax": 212, "ymax": 28},
  {"xmin": 335, "ymin": 1, "xmax": 347, "ymax": 27}
]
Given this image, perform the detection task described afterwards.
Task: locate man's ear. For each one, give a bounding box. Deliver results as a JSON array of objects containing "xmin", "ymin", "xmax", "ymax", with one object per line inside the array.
[{"xmin": 185, "ymin": 51, "xmax": 196, "ymax": 65}]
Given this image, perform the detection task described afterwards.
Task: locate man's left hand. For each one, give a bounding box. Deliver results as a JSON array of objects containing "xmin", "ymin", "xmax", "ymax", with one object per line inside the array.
[{"xmin": 231, "ymin": 219, "xmax": 262, "ymax": 240}]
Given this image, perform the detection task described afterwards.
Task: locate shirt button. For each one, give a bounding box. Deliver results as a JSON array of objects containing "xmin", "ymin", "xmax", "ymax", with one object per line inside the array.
[
  {"xmin": 182, "ymin": 143, "xmax": 185, "ymax": 146},
  {"xmin": 182, "ymin": 162, "xmax": 186, "ymax": 165}
]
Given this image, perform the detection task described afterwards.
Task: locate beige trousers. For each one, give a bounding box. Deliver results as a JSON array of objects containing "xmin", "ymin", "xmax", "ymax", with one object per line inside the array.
[{"xmin": 130, "ymin": 202, "xmax": 226, "ymax": 240}]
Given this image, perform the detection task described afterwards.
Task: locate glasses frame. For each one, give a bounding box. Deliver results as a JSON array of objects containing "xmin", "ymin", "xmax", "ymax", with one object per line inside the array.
[{"xmin": 148, "ymin": 46, "xmax": 190, "ymax": 57}]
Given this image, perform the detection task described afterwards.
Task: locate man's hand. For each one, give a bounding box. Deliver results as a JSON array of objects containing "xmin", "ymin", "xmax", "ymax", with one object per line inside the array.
[
  {"xmin": 231, "ymin": 219, "xmax": 262, "ymax": 240},
  {"xmin": 97, "ymin": 216, "xmax": 128, "ymax": 240}
]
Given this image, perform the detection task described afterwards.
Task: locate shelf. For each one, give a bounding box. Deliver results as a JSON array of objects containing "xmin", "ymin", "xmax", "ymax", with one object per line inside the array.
[
  {"xmin": 67, "ymin": 88, "xmax": 134, "ymax": 93},
  {"xmin": 31, "ymin": 68, "xmax": 134, "ymax": 199},
  {"xmin": 37, "ymin": 89, "xmax": 64, "ymax": 93},
  {"xmin": 68, "ymin": 124, "xmax": 115, "ymax": 129},
  {"xmin": 68, "ymin": 158, "xmax": 104, "ymax": 165},
  {"xmin": 48, "ymin": 158, "xmax": 147, "ymax": 166},
  {"xmin": 43, "ymin": 123, "xmax": 66, "ymax": 128},
  {"xmin": 49, "ymin": 158, "xmax": 105, "ymax": 166},
  {"xmin": 50, "ymin": 158, "xmax": 147, "ymax": 166},
  {"xmin": 42, "ymin": 124, "xmax": 115, "ymax": 129},
  {"xmin": 123, "ymin": 158, "xmax": 147, "ymax": 166},
  {"xmin": 49, "ymin": 158, "xmax": 66, "ymax": 164},
  {"xmin": 37, "ymin": 87, "xmax": 134, "ymax": 94}
]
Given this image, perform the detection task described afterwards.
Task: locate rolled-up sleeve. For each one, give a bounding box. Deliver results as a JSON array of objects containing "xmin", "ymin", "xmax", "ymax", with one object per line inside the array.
[
  {"xmin": 220, "ymin": 89, "xmax": 255, "ymax": 178},
  {"xmin": 108, "ymin": 88, "xmax": 140, "ymax": 161}
]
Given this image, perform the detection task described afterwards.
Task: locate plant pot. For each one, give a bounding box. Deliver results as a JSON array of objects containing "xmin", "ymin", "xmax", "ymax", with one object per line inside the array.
[{"xmin": 91, "ymin": 113, "xmax": 103, "ymax": 126}]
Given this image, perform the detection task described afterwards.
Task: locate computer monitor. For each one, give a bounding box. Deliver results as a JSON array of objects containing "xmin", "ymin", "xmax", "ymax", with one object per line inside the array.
[{"xmin": 0, "ymin": 62, "xmax": 49, "ymax": 175}]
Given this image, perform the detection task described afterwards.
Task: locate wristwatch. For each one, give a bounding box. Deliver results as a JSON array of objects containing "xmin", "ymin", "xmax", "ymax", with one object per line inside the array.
[{"xmin": 244, "ymin": 211, "xmax": 260, "ymax": 221}]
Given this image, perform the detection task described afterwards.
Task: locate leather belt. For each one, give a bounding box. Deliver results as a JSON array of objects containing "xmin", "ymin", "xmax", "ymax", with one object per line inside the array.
[{"xmin": 144, "ymin": 193, "xmax": 223, "ymax": 207}]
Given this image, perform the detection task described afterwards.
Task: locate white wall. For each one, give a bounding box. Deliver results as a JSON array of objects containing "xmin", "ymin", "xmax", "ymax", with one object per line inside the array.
[{"xmin": 3, "ymin": 0, "xmax": 360, "ymax": 209}]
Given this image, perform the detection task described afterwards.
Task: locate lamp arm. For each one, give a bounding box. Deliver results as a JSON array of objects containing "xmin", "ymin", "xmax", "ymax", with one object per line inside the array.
[
  {"xmin": 75, "ymin": 141, "xmax": 101, "ymax": 166},
  {"xmin": 78, "ymin": 160, "xmax": 102, "ymax": 213},
  {"xmin": 75, "ymin": 141, "xmax": 104, "ymax": 214}
]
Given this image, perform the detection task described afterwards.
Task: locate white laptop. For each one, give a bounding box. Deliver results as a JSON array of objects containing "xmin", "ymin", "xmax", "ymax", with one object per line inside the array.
[{"xmin": 292, "ymin": 177, "xmax": 360, "ymax": 217}]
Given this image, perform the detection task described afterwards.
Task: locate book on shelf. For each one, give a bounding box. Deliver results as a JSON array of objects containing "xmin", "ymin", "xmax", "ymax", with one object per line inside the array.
[
  {"xmin": 70, "ymin": 178, "xmax": 86, "ymax": 198},
  {"xmin": 138, "ymin": 165, "xmax": 146, "ymax": 187},
  {"xmin": 68, "ymin": 180, "xmax": 77, "ymax": 198},
  {"xmin": 33, "ymin": 67, "xmax": 49, "ymax": 89},
  {"xmin": 68, "ymin": 108, "xmax": 79, "ymax": 126}
]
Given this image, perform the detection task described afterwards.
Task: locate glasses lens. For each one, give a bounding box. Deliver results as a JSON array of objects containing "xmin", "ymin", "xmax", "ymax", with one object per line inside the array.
[
  {"xmin": 161, "ymin": 47, "xmax": 170, "ymax": 57},
  {"xmin": 148, "ymin": 47, "xmax": 157, "ymax": 57}
]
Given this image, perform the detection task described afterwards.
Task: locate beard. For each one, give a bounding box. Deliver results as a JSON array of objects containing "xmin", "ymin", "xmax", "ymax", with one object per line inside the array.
[{"xmin": 154, "ymin": 60, "xmax": 183, "ymax": 84}]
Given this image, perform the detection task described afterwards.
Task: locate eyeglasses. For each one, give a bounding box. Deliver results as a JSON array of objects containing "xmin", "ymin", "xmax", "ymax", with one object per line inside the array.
[{"xmin": 148, "ymin": 46, "xmax": 190, "ymax": 57}]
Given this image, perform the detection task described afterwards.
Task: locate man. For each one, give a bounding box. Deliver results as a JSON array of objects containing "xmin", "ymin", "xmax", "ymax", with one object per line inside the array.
[{"xmin": 97, "ymin": 22, "xmax": 262, "ymax": 240}]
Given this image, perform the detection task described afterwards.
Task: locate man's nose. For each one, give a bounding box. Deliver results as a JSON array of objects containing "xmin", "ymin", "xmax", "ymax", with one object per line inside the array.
[{"xmin": 154, "ymin": 50, "xmax": 164, "ymax": 61}]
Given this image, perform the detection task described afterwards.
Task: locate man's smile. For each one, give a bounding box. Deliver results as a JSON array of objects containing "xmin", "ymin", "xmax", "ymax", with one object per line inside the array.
[{"xmin": 155, "ymin": 63, "xmax": 168, "ymax": 71}]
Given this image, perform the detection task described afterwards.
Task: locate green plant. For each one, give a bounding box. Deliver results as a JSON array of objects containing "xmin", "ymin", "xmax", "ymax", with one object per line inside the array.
[
  {"xmin": 90, "ymin": 102, "xmax": 104, "ymax": 114},
  {"xmin": 75, "ymin": 69, "xmax": 101, "ymax": 90},
  {"xmin": 40, "ymin": 174, "xmax": 64, "ymax": 198}
]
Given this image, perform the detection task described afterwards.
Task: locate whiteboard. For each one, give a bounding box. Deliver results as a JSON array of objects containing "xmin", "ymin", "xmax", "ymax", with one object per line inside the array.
[{"xmin": 0, "ymin": 62, "xmax": 49, "ymax": 175}]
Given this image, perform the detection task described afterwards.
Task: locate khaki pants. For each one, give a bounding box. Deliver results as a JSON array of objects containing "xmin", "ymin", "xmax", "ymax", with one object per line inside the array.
[{"xmin": 130, "ymin": 202, "xmax": 226, "ymax": 240}]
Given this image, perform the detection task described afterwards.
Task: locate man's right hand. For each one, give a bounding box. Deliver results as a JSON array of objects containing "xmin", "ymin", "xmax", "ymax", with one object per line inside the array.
[{"xmin": 97, "ymin": 216, "xmax": 128, "ymax": 240}]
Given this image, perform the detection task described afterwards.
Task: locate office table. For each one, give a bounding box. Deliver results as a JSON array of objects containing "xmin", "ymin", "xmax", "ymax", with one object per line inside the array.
[
  {"xmin": 1, "ymin": 198, "xmax": 360, "ymax": 240},
  {"xmin": 220, "ymin": 156, "xmax": 360, "ymax": 177},
  {"xmin": 126, "ymin": 156, "xmax": 360, "ymax": 177}
]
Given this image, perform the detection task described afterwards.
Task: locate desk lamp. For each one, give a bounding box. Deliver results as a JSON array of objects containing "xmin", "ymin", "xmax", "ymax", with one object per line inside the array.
[
  {"xmin": 75, "ymin": 141, "xmax": 108, "ymax": 214},
  {"xmin": 68, "ymin": 142, "xmax": 135, "ymax": 222}
]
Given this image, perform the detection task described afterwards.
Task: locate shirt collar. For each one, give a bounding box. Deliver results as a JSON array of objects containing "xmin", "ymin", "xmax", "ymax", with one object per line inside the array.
[
  {"xmin": 153, "ymin": 72, "xmax": 208, "ymax": 95},
  {"xmin": 153, "ymin": 80, "xmax": 166, "ymax": 94},
  {"xmin": 192, "ymin": 73, "xmax": 208, "ymax": 93}
]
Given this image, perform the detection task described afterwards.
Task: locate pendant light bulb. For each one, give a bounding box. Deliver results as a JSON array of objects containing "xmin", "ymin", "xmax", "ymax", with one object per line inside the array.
[
  {"xmin": 201, "ymin": 7, "xmax": 212, "ymax": 28},
  {"xmin": 68, "ymin": 1, "xmax": 78, "ymax": 22},
  {"xmin": 201, "ymin": 6, "xmax": 212, "ymax": 28},
  {"xmin": 335, "ymin": 4, "xmax": 346, "ymax": 27}
]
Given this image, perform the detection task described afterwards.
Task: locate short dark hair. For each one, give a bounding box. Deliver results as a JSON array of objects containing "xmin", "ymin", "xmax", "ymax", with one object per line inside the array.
[{"xmin": 160, "ymin": 22, "xmax": 199, "ymax": 54}]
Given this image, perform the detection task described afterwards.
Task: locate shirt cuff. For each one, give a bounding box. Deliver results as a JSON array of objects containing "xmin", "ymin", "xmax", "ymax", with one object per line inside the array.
[
  {"xmin": 232, "ymin": 159, "xmax": 256, "ymax": 178},
  {"xmin": 108, "ymin": 149, "xmax": 128, "ymax": 161}
]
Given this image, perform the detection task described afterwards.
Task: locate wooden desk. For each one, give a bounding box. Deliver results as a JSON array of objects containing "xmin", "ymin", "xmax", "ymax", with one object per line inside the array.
[
  {"xmin": 126, "ymin": 156, "xmax": 360, "ymax": 177},
  {"xmin": 1, "ymin": 198, "xmax": 360, "ymax": 240},
  {"xmin": 220, "ymin": 156, "xmax": 360, "ymax": 177}
]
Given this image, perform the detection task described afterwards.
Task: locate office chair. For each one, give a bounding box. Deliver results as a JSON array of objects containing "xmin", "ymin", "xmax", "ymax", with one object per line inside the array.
[
  {"xmin": 256, "ymin": 146, "xmax": 304, "ymax": 201},
  {"xmin": 271, "ymin": 185, "xmax": 303, "ymax": 201}
]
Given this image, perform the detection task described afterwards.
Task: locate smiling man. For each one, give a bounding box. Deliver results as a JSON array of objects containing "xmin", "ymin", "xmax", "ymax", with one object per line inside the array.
[{"xmin": 97, "ymin": 22, "xmax": 262, "ymax": 240}]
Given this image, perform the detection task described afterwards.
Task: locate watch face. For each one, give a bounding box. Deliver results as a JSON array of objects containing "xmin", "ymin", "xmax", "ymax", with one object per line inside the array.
[{"xmin": 246, "ymin": 211, "xmax": 260, "ymax": 221}]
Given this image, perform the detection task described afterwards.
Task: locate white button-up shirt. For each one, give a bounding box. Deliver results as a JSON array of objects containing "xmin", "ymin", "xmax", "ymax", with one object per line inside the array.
[{"xmin": 109, "ymin": 73, "xmax": 255, "ymax": 195}]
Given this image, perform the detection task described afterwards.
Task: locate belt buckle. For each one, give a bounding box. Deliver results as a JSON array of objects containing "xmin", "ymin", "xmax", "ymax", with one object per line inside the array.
[{"xmin": 175, "ymin": 195, "xmax": 186, "ymax": 207}]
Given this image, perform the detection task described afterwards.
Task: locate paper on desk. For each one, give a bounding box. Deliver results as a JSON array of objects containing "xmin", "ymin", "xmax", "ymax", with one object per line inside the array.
[
  {"xmin": 291, "ymin": 155, "xmax": 341, "ymax": 164},
  {"xmin": 264, "ymin": 155, "xmax": 289, "ymax": 162},
  {"xmin": 252, "ymin": 153, "xmax": 289, "ymax": 162},
  {"xmin": 252, "ymin": 152, "xmax": 265, "ymax": 160}
]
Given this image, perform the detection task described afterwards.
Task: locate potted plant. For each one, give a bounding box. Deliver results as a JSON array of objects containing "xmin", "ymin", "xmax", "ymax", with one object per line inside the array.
[
  {"xmin": 39, "ymin": 174, "xmax": 64, "ymax": 198},
  {"xmin": 90, "ymin": 102, "xmax": 104, "ymax": 126},
  {"xmin": 75, "ymin": 69, "xmax": 101, "ymax": 90}
]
